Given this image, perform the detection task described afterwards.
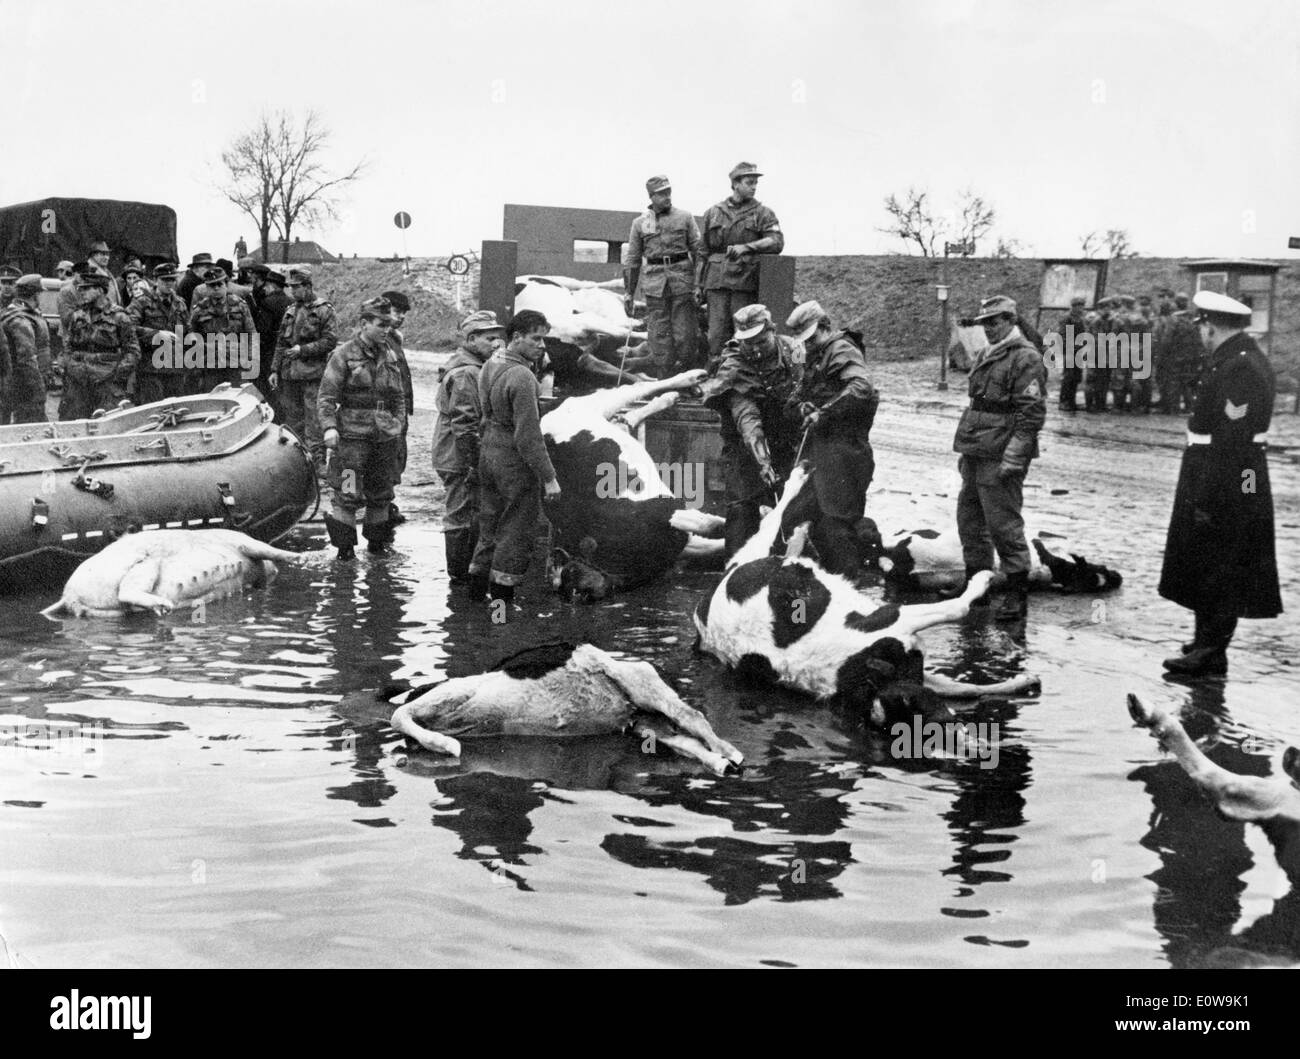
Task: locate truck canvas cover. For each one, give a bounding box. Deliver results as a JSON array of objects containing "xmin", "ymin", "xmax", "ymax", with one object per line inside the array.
[{"xmin": 0, "ymin": 197, "xmax": 179, "ymax": 276}]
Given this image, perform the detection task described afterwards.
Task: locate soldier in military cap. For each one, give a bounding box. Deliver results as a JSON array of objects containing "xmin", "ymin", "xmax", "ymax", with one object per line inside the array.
[
  {"xmin": 1159, "ymin": 291, "xmax": 1281, "ymax": 675},
  {"xmin": 625, "ymin": 174, "xmax": 703, "ymax": 377},
  {"xmin": 85, "ymin": 241, "xmax": 121, "ymax": 307},
  {"xmin": 186, "ymin": 267, "xmax": 257, "ymax": 394},
  {"xmin": 699, "ymin": 162, "xmax": 784, "ymax": 362},
  {"xmin": 1159, "ymin": 290, "xmax": 1204, "ymax": 414},
  {"xmin": 1055, "ymin": 296, "xmax": 1088, "ymax": 411},
  {"xmin": 700, "ymin": 303, "xmax": 803, "ymax": 559},
  {"xmin": 317, "ymin": 297, "xmax": 409, "ymax": 560},
  {"xmin": 0, "ymin": 274, "xmax": 53, "ymax": 423},
  {"xmin": 951, "ymin": 295, "xmax": 1047, "ymax": 622},
  {"xmin": 432, "ymin": 310, "xmax": 504, "ymax": 582},
  {"xmin": 60, "ymin": 271, "xmax": 139, "ymax": 420},
  {"xmin": 129, "ymin": 264, "xmax": 190, "ymax": 402},
  {"xmin": 785, "ymin": 300, "xmax": 879, "ymax": 575},
  {"xmin": 0, "ymin": 264, "xmax": 20, "ymax": 310},
  {"xmin": 269, "ymin": 264, "xmax": 338, "ymax": 475},
  {"xmin": 1083, "ymin": 297, "xmax": 1115, "ymax": 412},
  {"xmin": 379, "ymin": 290, "xmax": 415, "ymax": 526}
]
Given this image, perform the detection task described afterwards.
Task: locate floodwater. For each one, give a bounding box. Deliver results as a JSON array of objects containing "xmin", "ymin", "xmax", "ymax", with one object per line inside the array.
[{"xmin": 1, "ymin": 392, "xmax": 1297, "ymax": 968}]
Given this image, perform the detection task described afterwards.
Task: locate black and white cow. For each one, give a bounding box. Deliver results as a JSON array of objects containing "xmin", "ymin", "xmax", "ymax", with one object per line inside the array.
[
  {"xmin": 694, "ymin": 464, "xmax": 1039, "ymax": 723},
  {"xmin": 542, "ymin": 371, "xmax": 725, "ymax": 601},
  {"xmin": 389, "ymin": 641, "xmax": 742, "ymax": 774},
  {"xmin": 857, "ymin": 520, "xmax": 1123, "ymax": 595}
]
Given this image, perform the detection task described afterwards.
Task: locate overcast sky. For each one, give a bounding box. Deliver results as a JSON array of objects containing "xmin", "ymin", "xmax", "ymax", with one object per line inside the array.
[{"xmin": 6, "ymin": 0, "xmax": 1298, "ymax": 262}]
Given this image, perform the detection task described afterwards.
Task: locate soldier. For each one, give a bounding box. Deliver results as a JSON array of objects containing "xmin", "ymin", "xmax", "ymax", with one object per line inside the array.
[
  {"xmin": 1055, "ymin": 296, "xmax": 1088, "ymax": 411},
  {"xmin": 84, "ymin": 241, "xmax": 121, "ymax": 307},
  {"xmin": 0, "ymin": 264, "xmax": 19, "ymax": 309},
  {"xmin": 60, "ymin": 271, "xmax": 139, "ymax": 421},
  {"xmin": 1084, "ymin": 297, "xmax": 1115, "ymax": 412},
  {"xmin": 1159, "ymin": 292, "xmax": 1281, "ymax": 676},
  {"xmin": 1152, "ymin": 288, "xmax": 1176, "ymax": 410},
  {"xmin": 379, "ymin": 290, "xmax": 415, "ymax": 526},
  {"xmin": 268, "ymin": 265, "xmax": 338, "ymax": 475},
  {"xmin": 432, "ymin": 310, "xmax": 504, "ymax": 583},
  {"xmin": 187, "ymin": 267, "xmax": 257, "ymax": 394},
  {"xmin": 250, "ymin": 267, "xmax": 291, "ymax": 409},
  {"xmin": 234, "ymin": 236, "xmax": 248, "ymax": 261},
  {"xmin": 952, "ymin": 295, "xmax": 1047, "ymax": 622},
  {"xmin": 699, "ymin": 304, "xmax": 803, "ymax": 559},
  {"xmin": 0, "ymin": 274, "xmax": 53, "ymax": 423},
  {"xmin": 1129, "ymin": 295, "xmax": 1155, "ymax": 412},
  {"xmin": 466, "ymin": 309, "xmax": 562, "ymax": 606},
  {"xmin": 129, "ymin": 264, "xmax": 190, "ymax": 403},
  {"xmin": 177, "ymin": 253, "xmax": 214, "ymax": 309},
  {"xmin": 699, "ymin": 162, "xmax": 784, "ymax": 362},
  {"xmin": 785, "ymin": 300, "xmax": 879, "ymax": 576},
  {"xmin": 624, "ymin": 174, "xmax": 703, "ymax": 376},
  {"xmin": 1162, "ymin": 291, "xmax": 1205, "ymax": 414},
  {"xmin": 317, "ymin": 297, "xmax": 409, "ymax": 560}
]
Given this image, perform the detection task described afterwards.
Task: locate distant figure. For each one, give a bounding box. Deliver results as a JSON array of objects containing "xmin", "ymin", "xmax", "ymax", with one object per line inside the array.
[
  {"xmin": 235, "ymin": 236, "xmax": 248, "ymax": 261},
  {"xmin": 1055, "ymin": 296, "xmax": 1087, "ymax": 411}
]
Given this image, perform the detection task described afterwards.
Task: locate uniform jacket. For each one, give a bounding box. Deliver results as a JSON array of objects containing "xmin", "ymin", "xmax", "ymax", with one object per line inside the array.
[
  {"xmin": 626, "ymin": 205, "xmax": 702, "ymax": 298},
  {"xmin": 88, "ymin": 263, "xmax": 121, "ymax": 307},
  {"xmin": 1, "ymin": 302, "xmax": 52, "ymax": 376},
  {"xmin": 1158, "ymin": 332, "xmax": 1281, "ymax": 617},
  {"xmin": 702, "ymin": 334, "xmax": 803, "ymax": 467},
  {"xmin": 700, "ymin": 197, "xmax": 783, "ymax": 292},
  {"xmin": 129, "ymin": 288, "xmax": 189, "ymax": 372},
  {"xmin": 188, "ymin": 294, "xmax": 256, "ymax": 338},
  {"xmin": 387, "ymin": 330, "xmax": 414, "ymax": 416},
  {"xmin": 953, "ymin": 327, "xmax": 1046, "ymax": 462},
  {"xmin": 317, "ymin": 332, "xmax": 408, "ymax": 441},
  {"xmin": 477, "ymin": 347, "xmax": 556, "ymax": 484},
  {"xmin": 272, "ymin": 297, "xmax": 338, "ymax": 381},
  {"xmin": 794, "ymin": 329, "xmax": 878, "ymax": 443},
  {"xmin": 1158, "ymin": 311, "xmax": 1204, "ymax": 377},
  {"xmin": 431, "ymin": 347, "xmax": 487, "ymax": 472},
  {"xmin": 64, "ymin": 301, "xmax": 140, "ymax": 382}
]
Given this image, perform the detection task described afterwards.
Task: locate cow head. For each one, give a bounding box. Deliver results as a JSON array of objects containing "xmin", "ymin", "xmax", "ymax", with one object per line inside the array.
[
  {"xmin": 551, "ymin": 541, "xmax": 615, "ymax": 603},
  {"xmin": 855, "ymin": 517, "xmax": 884, "ymax": 563}
]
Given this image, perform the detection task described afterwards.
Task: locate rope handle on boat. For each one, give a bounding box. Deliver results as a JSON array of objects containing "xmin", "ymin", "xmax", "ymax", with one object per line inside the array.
[
  {"xmin": 133, "ymin": 437, "xmax": 171, "ymax": 454},
  {"xmin": 49, "ymin": 445, "xmax": 109, "ymax": 466}
]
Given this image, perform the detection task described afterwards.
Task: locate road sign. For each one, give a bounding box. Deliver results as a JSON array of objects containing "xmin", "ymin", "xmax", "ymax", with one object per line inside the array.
[
  {"xmin": 393, "ymin": 211, "xmax": 412, "ymax": 230},
  {"xmin": 1289, "ymin": 236, "xmax": 1300, "ymax": 250},
  {"xmin": 447, "ymin": 255, "xmax": 471, "ymax": 276}
]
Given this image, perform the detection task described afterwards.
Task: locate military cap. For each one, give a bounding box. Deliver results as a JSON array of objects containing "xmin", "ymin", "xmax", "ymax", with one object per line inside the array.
[
  {"xmin": 88, "ymin": 240, "xmax": 111, "ymax": 254},
  {"xmin": 287, "ymin": 265, "xmax": 313, "ymax": 283},
  {"xmin": 153, "ymin": 263, "xmax": 180, "ymax": 279},
  {"xmin": 1192, "ymin": 290, "xmax": 1252, "ymax": 320},
  {"xmin": 15, "ymin": 273, "xmax": 45, "ymax": 295},
  {"xmin": 262, "ymin": 268, "xmax": 286, "ymax": 287},
  {"xmin": 1069, "ymin": 295, "xmax": 1086, "ymax": 307},
  {"xmin": 188, "ymin": 252, "xmax": 213, "ymax": 268},
  {"xmin": 0, "ymin": 264, "xmax": 20, "ymax": 280},
  {"xmin": 76, "ymin": 270, "xmax": 111, "ymax": 288},
  {"xmin": 381, "ymin": 290, "xmax": 411, "ymax": 313},
  {"xmin": 245, "ymin": 262, "xmax": 269, "ymax": 276},
  {"xmin": 202, "ymin": 267, "xmax": 228, "ymax": 284},
  {"xmin": 728, "ymin": 161, "xmax": 763, "ymax": 182},
  {"xmin": 733, "ymin": 303, "xmax": 772, "ymax": 340},
  {"xmin": 55, "ymin": 260, "xmax": 75, "ymax": 273},
  {"xmin": 973, "ymin": 294, "xmax": 1017, "ymax": 322},
  {"xmin": 786, "ymin": 300, "xmax": 828, "ymax": 342},
  {"xmin": 645, "ymin": 174, "xmax": 672, "ymax": 194},
  {"xmin": 359, "ymin": 296, "xmax": 395, "ymax": 321},
  {"xmin": 460, "ymin": 309, "xmax": 505, "ymax": 335}
]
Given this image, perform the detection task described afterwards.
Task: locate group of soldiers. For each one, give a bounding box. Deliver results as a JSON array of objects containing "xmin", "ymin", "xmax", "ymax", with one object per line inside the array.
[{"xmin": 1053, "ymin": 288, "xmax": 1206, "ymax": 414}]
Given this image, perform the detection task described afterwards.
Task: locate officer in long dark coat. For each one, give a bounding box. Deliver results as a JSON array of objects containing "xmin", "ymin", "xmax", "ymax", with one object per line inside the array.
[{"xmin": 1159, "ymin": 291, "xmax": 1282, "ymax": 676}]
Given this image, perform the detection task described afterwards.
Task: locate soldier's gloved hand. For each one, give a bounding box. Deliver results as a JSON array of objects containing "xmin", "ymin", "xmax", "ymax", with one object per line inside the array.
[
  {"xmin": 759, "ymin": 463, "xmax": 780, "ymax": 488},
  {"xmin": 543, "ymin": 478, "xmax": 562, "ymax": 498},
  {"xmin": 323, "ymin": 428, "xmax": 340, "ymax": 450},
  {"xmin": 725, "ymin": 244, "xmax": 752, "ymax": 261}
]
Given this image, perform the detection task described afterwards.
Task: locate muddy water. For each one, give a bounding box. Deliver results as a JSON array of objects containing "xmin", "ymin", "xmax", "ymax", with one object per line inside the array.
[{"xmin": 1, "ymin": 396, "xmax": 1297, "ymax": 968}]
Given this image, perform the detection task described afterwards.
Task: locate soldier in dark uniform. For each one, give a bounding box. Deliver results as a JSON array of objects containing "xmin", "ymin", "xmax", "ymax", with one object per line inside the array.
[
  {"xmin": 248, "ymin": 267, "xmax": 291, "ymax": 412},
  {"xmin": 698, "ymin": 162, "xmax": 784, "ymax": 362},
  {"xmin": 1130, "ymin": 295, "xmax": 1156, "ymax": 412},
  {"xmin": 1055, "ymin": 296, "xmax": 1088, "ymax": 411},
  {"xmin": 380, "ymin": 289, "xmax": 415, "ymax": 526},
  {"xmin": 785, "ymin": 300, "xmax": 879, "ymax": 576},
  {"xmin": 432, "ymin": 310, "xmax": 503, "ymax": 584},
  {"xmin": 952, "ymin": 295, "xmax": 1047, "ymax": 622},
  {"xmin": 0, "ymin": 274, "xmax": 52, "ymax": 423},
  {"xmin": 60, "ymin": 272, "xmax": 140, "ymax": 421},
  {"xmin": 625, "ymin": 174, "xmax": 703, "ymax": 376},
  {"xmin": 317, "ymin": 298, "xmax": 409, "ymax": 560},
  {"xmin": 129, "ymin": 264, "xmax": 190, "ymax": 403},
  {"xmin": 466, "ymin": 309, "xmax": 562, "ymax": 607},
  {"xmin": 187, "ymin": 267, "xmax": 257, "ymax": 393},
  {"xmin": 268, "ymin": 265, "xmax": 338, "ymax": 475},
  {"xmin": 1162, "ymin": 292, "xmax": 1204, "ymax": 414},
  {"xmin": 699, "ymin": 304, "xmax": 803, "ymax": 559},
  {"xmin": 1159, "ymin": 292, "xmax": 1281, "ymax": 676},
  {"xmin": 1084, "ymin": 297, "xmax": 1115, "ymax": 412},
  {"xmin": 0, "ymin": 264, "xmax": 19, "ymax": 309}
]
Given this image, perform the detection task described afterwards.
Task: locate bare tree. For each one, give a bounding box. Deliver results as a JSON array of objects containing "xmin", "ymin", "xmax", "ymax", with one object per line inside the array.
[
  {"xmin": 878, "ymin": 186, "xmax": 995, "ymax": 257},
  {"xmin": 1104, "ymin": 228, "xmax": 1138, "ymax": 258},
  {"xmin": 1079, "ymin": 231, "xmax": 1101, "ymax": 258},
  {"xmin": 878, "ymin": 187, "xmax": 938, "ymax": 256},
  {"xmin": 217, "ymin": 109, "xmax": 366, "ymax": 264},
  {"xmin": 992, "ymin": 236, "xmax": 1024, "ymax": 259},
  {"xmin": 955, "ymin": 188, "xmax": 995, "ymax": 251}
]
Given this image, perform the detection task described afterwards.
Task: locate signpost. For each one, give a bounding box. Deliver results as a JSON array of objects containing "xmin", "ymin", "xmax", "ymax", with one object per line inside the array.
[{"xmin": 393, "ymin": 210, "xmax": 412, "ymax": 273}]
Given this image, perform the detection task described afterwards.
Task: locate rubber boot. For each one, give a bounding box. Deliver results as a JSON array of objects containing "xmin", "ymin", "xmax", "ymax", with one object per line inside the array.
[
  {"xmin": 444, "ymin": 529, "xmax": 475, "ymax": 581},
  {"xmin": 995, "ymin": 571, "xmax": 1029, "ymax": 622},
  {"xmin": 464, "ymin": 569, "xmax": 490, "ymax": 597},
  {"xmin": 363, "ymin": 520, "xmax": 394, "ymax": 554},
  {"xmin": 388, "ymin": 501, "xmax": 407, "ymax": 526},
  {"xmin": 324, "ymin": 514, "xmax": 357, "ymax": 561},
  {"xmin": 1164, "ymin": 614, "xmax": 1234, "ymax": 676}
]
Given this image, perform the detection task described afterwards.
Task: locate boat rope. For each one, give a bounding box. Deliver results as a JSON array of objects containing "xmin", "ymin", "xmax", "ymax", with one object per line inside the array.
[{"xmin": 49, "ymin": 445, "xmax": 109, "ymax": 466}]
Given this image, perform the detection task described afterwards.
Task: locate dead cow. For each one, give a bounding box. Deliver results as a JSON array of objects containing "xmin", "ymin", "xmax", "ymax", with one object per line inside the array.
[
  {"xmin": 543, "ymin": 371, "xmax": 725, "ymax": 601},
  {"xmin": 694, "ymin": 464, "xmax": 1039, "ymax": 724},
  {"xmin": 389, "ymin": 642, "xmax": 742, "ymax": 775}
]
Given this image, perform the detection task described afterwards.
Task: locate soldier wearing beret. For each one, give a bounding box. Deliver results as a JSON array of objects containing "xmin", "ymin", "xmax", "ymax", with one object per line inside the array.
[
  {"xmin": 699, "ymin": 162, "xmax": 784, "ymax": 362},
  {"xmin": 0, "ymin": 274, "xmax": 53, "ymax": 423},
  {"xmin": 951, "ymin": 295, "xmax": 1047, "ymax": 622},
  {"xmin": 317, "ymin": 297, "xmax": 409, "ymax": 560},
  {"xmin": 432, "ymin": 310, "xmax": 503, "ymax": 583},
  {"xmin": 785, "ymin": 300, "xmax": 879, "ymax": 576},
  {"xmin": 699, "ymin": 303, "xmax": 803, "ymax": 559},
  {"xmin": 186, "ymin": 267, "xmax": 257, "ymax": 394},
  {"xmin": 625, "ymin": 174, "xmax": 703, "ymax": 377},
  {"xmin": 129, "ymin": 264, "xmax": 190, "ymax": 403},
  {"xmin": 1159, "ymin": 291, "xmax": 1281, "ymax": 675},
  {"xmin": 59, "ymin": 271, "xmax": 139, "ymax": 420},
  {"xmin": 269, "ymin": 265, "xmax": 338, "ymax": 476}
]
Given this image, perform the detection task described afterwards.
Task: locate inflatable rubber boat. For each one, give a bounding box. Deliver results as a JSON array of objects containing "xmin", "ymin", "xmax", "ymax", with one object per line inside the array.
[{"xmin": 0, "ymin": 383, "xmax": 316, "ymax": 592}]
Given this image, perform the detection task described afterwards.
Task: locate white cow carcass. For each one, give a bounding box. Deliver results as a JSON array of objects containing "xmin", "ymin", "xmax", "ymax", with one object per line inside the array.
[{"xmin": 514, "ymin": 276, "xmax": 645, "ymax": 344}]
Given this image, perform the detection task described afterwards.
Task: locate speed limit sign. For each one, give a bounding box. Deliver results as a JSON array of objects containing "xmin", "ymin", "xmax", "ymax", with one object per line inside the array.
[
  {"xmin": 447, "ymin": 255, "xmax": 470, "ymax": 276},
  {"xmin": 393, "ymin": 211, "xmax": 412, "ymax": 229}
]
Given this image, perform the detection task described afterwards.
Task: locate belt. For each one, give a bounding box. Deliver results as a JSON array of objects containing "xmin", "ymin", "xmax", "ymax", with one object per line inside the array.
[
  {"xmin": 643, "ymin": 252, "xmax": 690, "ymax": 266},
  {"xmin": 969, "ymin": 397, "xmax": 1012, "ymax": 414},
  {"xmin": 1187, "ymin": 431, "xmax": 1269, "ymax": 445}
]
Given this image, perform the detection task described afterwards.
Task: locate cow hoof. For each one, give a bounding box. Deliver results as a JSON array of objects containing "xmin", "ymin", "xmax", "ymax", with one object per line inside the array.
[{"xmin": 1127, "ymin": 692, "xmax": 1157, "ymax": 728}]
